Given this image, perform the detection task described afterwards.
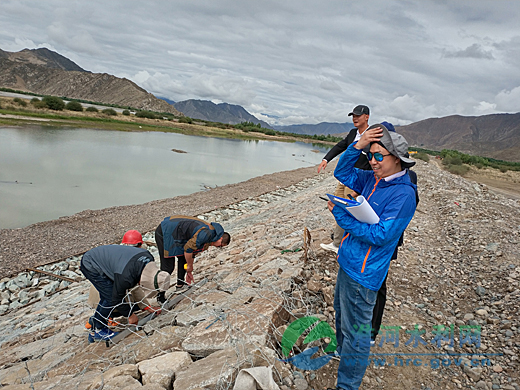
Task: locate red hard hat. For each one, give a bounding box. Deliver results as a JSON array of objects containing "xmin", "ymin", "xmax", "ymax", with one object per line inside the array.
[{"xmin": 122, "ymin": 230, "xmax": 143, "ymax": 245}]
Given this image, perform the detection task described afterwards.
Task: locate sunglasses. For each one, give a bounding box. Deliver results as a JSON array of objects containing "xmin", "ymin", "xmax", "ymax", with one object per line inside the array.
[{"xmin": 367, "ymin": 152, "xmax": 392, "ymax": 162}]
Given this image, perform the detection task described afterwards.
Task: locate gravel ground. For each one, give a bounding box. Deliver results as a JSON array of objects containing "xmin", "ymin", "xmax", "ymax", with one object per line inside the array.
[{"xmin": 0, "ymin": 164, "xmax": 323, "ymax": 279}]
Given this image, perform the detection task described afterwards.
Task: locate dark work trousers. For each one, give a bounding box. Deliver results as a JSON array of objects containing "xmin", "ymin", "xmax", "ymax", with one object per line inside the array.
[
  {"xmin": 80, "ymin": 263, "xmax": 139, "ymax": 330},
  {"xmin": 371, "ymin": 273, "xmax": 388, "ymax": 341},
  {"xmin": 155, "ymin": 224, "xmax": 187, "ymax": 286}
]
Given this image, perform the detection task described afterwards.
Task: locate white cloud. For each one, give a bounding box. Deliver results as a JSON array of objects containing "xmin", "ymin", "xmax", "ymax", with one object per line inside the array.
[
  {"xmin": 495, "ymin": 86, "xmax": 520, "ymax": 113},
  {"xmin": 0, "ymin": 0, "xmax": 519, "ymax": 126}
]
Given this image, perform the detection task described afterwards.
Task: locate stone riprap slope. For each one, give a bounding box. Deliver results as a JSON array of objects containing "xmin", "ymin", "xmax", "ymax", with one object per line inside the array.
[{"xmin": 0, "ymin": 159, "xmax": 519, "ymax": 390}]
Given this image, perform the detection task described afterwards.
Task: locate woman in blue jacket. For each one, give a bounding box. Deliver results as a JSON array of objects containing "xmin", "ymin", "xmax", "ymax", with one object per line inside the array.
[{"xmin": 328, "ymin": 123, "xmax": 417, "ymax": 390}]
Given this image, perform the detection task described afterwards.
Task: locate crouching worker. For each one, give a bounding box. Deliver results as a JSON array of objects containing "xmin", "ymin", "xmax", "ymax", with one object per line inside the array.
[
  {"xmin": 85, "ymin": 230, "xmax": 165, "ymax": 330},
  {"xmin": 155, "ymin": 215, "xmax": 231, "ymax": 303},
  {"xmin": 80, "ymin": 242, "xmax": 170, "ymax": 343},
  {"xmin": 329, "ymin": 123, "xmax": 417, "ymax": 389}
]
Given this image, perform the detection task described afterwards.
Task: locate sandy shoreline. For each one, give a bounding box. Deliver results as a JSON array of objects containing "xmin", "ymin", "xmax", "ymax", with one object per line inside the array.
[{"xmin": 0, "ymin": 163, "xmax": 326, "ymax": 279}]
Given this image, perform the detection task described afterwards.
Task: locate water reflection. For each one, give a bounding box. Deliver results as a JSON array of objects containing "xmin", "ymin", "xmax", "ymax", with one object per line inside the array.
[{"xmin": 0, "ymin": 126, "xmax": 329, "ymax": 229}]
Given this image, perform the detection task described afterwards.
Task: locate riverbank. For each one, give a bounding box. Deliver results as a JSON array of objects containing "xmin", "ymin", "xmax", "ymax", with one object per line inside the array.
[
  {"xmin": 0, "ymin": 157, "xmax": 519, "ymax": 389},
  {"xmin": 0, "ymin": 96, "xmax": 335, "ymax": 146}
]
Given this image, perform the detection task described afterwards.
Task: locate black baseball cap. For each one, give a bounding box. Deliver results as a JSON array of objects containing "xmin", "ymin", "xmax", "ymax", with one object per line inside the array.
[{"xmin": 348, "ymin": 105, "xmax": 370, "ymax": 116}]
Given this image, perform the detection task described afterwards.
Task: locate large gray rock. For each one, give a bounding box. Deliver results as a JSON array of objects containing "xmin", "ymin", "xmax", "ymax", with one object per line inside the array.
[{"xmin": 138, "ymin": 351, "xmax": 192, "ymax": 388}]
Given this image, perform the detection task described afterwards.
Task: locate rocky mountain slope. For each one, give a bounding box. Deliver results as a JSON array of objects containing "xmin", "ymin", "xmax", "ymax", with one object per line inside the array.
[
  {"xmin": 173, "ymin": 99, "xmax": 272, "ymax": 128},
  {"xmin": 0, "ymin": 48, "xmax": 183, "ymax": 116},
  {"xmin": 398, "ymin": 113, "xmax": 520, "ymax": 162},
  {"xmin": 0, "ymin": 159, "xmax": 518, "ymax": 389}
]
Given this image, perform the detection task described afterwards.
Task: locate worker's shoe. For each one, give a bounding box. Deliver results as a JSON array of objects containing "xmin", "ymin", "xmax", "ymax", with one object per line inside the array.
[
  {"xmin": 320, "ymin": 242, "xmax": 339, "ymax": 253},
  {"xmin": 88, "ymin": 328, "xmax": 119, "ymax": 344},
  {"xmin": 175, "ymin": 284, "xmax": 188, "ymax": 293}
]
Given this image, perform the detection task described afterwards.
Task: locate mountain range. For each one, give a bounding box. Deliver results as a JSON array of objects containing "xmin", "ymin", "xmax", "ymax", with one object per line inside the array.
[
  {"xmin": 1, "ymin": 47, "xmax": 519, "ymax": 161},
  {"xmin": 171, "ymin": 99, "xmax": 271, "ymax": 128},
  {"xmin": 397, "ymin": 113, "xmax": 520, "ymax": 161}
]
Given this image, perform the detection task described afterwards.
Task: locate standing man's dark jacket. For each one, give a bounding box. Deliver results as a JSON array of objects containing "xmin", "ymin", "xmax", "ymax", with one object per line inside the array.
[
  {"xmin": 323, "ymin": 128, "xmax": 371, "ymax": 170},
  {"xmin": 81, "ymin": 245, "xmax": 154, "ymax": 317},
  {"xmin": 160, "ymin": 216, "xmax": 224, "ymax": 258}
]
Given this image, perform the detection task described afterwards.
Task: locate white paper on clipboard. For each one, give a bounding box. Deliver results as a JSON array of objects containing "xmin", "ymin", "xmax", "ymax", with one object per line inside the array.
[{"xmin": 327, "ymin": 194, "xmax": 380, "ymax": 224}]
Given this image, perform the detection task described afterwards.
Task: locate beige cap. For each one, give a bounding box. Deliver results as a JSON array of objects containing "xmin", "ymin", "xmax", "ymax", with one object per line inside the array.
[{"xmin": 140, "ymin": 262, "xmax": 170, "ymax": 298}]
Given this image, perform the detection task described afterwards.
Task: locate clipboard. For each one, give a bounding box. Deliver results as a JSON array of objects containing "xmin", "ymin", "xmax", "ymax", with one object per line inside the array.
[{"xmin": 326, "ymin": 193, "xmax": 380, "ymax": 225}]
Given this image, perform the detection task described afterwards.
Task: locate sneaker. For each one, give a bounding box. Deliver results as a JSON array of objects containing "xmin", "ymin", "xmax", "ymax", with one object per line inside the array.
[
  {"xmin": 175, "ymin": 284, "xmax": 188, "ymax": 293},
  {"xmin": 320, "ymin": 242, "xmax": 339, "ymax": 253},
  {"xmin": 88, "ymin": 328, "xmax": 119, "ymax": 344},
  {"xmin": 370, "ymin": 340, "xmax": 376, "ymax": 347}
]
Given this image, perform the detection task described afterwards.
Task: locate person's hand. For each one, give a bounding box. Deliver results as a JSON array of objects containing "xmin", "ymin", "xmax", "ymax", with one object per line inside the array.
[
  {"xmin": 144, "ymin": 306, "xmax": 162, "ymax": 315},
  {"xmin": 317, "ymin": 160, "xmax": 328, "ymax": 173},
  {"xmin": 185, "ymin": 271, "xmax": 194, "ymax": 285},
  {"xmin": 355, "ymin": 126, "xmax": 383, "ymax": 150},
  {"xmin": 128, "ymin": 313, "xmax": 139, "ymax": 325},
  {"xmin": 327, "ymin": 200, "xmax": 335, "ymax": 213}
]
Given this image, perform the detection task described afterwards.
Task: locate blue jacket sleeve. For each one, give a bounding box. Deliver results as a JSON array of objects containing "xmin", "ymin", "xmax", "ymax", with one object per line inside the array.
[
  {"xmin": 332, "ymin": 191, "xmax": 416, "ymax": 246},
  {"xmin": 333, "ymin": 143, "xmax": 371, "ymax": 194}
]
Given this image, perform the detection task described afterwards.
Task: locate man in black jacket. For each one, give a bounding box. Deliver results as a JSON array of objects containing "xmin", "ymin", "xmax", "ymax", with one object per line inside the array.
[
  {"xmin": 318, "ymin": 104, "xmax": 371, "ymax": 253},
  {"xmin": 80, "ymin": 245, "xmax": 170, "ymax": 343}
]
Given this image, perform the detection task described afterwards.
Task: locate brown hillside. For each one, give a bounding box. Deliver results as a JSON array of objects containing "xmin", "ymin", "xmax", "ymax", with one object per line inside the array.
[
  {"xmin": 0, "ymin": 50, "xmax": 183, "ymax": 116},
  {"xmin": 398, "ymin": 113, "xmax": 520, "ymax": 161}
]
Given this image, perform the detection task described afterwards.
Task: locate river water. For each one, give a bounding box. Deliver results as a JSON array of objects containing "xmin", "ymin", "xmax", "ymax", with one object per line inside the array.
[{"xmin": 0, "ymin": 126, "xmax": 329, "ymax": 229}]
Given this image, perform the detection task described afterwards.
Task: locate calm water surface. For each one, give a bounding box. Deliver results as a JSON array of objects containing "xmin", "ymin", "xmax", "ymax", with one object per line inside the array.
[{"xmin": 0, "ymin": 126, "xmax": 329, "ymax": 229}]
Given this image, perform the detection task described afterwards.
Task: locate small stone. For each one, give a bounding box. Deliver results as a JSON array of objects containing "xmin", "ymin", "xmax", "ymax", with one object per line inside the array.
[{"xmin": 492, "ymin": 365, "xmax": 503, "ymax": 373}]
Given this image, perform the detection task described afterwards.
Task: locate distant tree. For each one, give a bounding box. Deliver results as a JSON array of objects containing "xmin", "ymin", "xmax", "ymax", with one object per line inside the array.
[
  {"xmin": 65, "ymin": 101, "xmax": 83, "ymax": 111},
  {"xmin": 85, "ymin": 106, "xmax": 99, "ymax": 112},
  {"xmin": 101, "ymin": 108, "xmax": 117, "ymax": 116},
  {"xmin": 122, "ymin": 109, "xmax": 130, "ymax": 116},
  {"xmin": 42, "ymin": 96, "xmax": 65, "ymax": 110}
]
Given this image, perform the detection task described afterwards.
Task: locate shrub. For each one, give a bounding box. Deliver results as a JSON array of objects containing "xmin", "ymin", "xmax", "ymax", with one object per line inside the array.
[
  {"xmin": 42, "ymin": 96, "xmax": 65, "ymax": 110},
  {"xmin": 178, "ymin": 116, "xmax": 193, "ymax": 124},
  {"xmin": 499, "ymin": 166, "xmax": 509, "ymax": 173},
  {"xmin": 30, "ymin": 97, "xmax": 40, "ymax": 104},
  {"xmin": 136, "ymin": 110, "xmax": 157, "ymax": 119},
  {"xmin": 446, "ymin": 164, "xmax": 470, "ymax": 176},
  {"xmin": 474, "ymin": 163, "xmax": 484, "ymax": 169},
  {"xmin": 13, "ymin": 97, "xmax": 27, "ymax": 107},
  {"xmin": 443, "ymin": 156, "xmax": 462, "ymax": 166},
  {"xmin": 122, "ymin": 109, "xmax": 130, "ymax": 116},
  {"xmin": 101, "ymin": 108, "xmax": 117, "ymax": 116},
  {"xmin": 65, "ymin": 101, "xmax": 83, "ymax": 111},
  {"xmin": 415, "ymin": 152, "xmax": 430, "ymax": 162},
  {"xmin": 32, "ymin": 100, "xmax": 47, "ymax": 109},
  {"xmin": 86, "ymin": 106, "xmax": 99, "ymax": 112}
]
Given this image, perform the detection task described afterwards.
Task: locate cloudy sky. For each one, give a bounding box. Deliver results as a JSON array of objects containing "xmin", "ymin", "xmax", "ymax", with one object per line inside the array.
[{"xmin": 1, "ymin": 0, "xmax": 519, "ymax": 126}]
